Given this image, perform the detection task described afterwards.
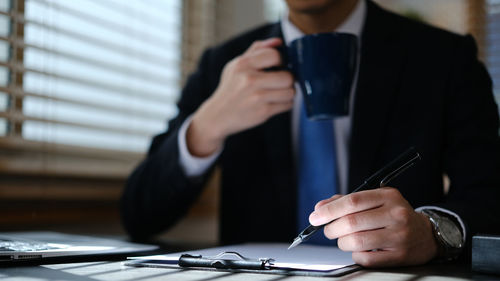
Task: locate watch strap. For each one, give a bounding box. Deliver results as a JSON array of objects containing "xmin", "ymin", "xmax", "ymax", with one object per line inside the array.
[{"xmin": 421, "ymin": 209, "xmax": 464, "ymax": 261}]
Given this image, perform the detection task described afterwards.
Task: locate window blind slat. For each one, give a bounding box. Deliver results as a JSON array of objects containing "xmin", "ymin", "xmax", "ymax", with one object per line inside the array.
[
  {"xmin": 0, "ymin": 153, "xmax": 135, "ymax": 178},
  {"xmin": 87, "ymin": 0, "xmax": 182, "ymax": 32},
  {"xmin": 30, "ymin": 0, "xmax": 179, "ymax": 50},
  {"xmin": 0, "ymin": 60, "xmax": 177, "ymax": 104},
  {"xmin": 0, "ymin": 10, "xmax": 180, "ymax": 69},
  {"xmin": 0, "ymin": 136, "xmax": 142, "ymax": 161},
  {"xmin": 0, "ymin": 36, "xmax": 178, "ymax": 85},
  {"xmin": 0, "ymin": 110, "xmax": 155, "ymax": 137},
  {"xmin": 1, "ymin": 86, "xmax": 172, "ymax": 120},
  {"xmin": 23, "ymin": 48, "xmax": 178, "ymax": 92}
]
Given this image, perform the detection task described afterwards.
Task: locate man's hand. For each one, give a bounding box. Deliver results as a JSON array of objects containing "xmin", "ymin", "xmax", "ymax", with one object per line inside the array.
[
  {"xmin": 310, "ymin": 188, "xmax": 439, "ymax": 267},
  {"xmin": 187, "ymin": 38, "xmax": 295, "ymax": 157}
]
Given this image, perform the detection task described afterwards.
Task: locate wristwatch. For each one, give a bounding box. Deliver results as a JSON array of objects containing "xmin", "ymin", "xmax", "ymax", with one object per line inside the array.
[{"xmin": 421, "ymin": 209, "xmax": 464, "ymax": 261}]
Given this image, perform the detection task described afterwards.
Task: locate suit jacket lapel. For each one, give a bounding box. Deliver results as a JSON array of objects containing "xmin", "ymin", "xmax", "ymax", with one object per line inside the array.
[{"xmin": 348, "ymin": 1, "xmax": 408, "ymax": 191}]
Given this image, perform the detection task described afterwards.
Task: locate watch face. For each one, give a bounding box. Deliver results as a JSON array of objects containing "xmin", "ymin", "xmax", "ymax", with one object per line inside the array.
[{"xmin": 439, "ymin": 218, "xmax": 463, "ymax": 248}]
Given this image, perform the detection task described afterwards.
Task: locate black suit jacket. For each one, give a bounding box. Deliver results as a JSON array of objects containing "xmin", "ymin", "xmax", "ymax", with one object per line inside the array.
[{"xmin": 121, "ymin": 1, "xmax": 500, "ymax": 250}]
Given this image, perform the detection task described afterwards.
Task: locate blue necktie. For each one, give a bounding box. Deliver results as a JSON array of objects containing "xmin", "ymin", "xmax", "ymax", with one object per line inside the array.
[{"xmin": 297, "ymin": 102, "xmax": 338, "ymax": 246}]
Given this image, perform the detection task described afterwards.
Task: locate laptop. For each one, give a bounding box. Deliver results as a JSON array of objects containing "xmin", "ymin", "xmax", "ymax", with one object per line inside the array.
[{"xmin": 0, "ymin": 231, "xmax": 158, "ymax": 263}]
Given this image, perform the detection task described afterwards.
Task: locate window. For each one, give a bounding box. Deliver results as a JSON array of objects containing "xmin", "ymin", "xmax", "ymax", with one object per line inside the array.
[{"xmin": 0, "ymin": 0, "xmax": 182, "ymax": 178}]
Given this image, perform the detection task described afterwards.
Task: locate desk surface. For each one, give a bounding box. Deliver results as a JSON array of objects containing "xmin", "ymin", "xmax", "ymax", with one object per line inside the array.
[{"xmin": 1, "ymin": 260, "xmax": 499, "ymax": 281}]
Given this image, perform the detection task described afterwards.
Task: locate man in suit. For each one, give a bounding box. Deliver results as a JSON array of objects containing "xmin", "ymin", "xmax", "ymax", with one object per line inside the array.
[{"xmin": 121, "ymin": 0, "xmax": 500, "ymax": 267}]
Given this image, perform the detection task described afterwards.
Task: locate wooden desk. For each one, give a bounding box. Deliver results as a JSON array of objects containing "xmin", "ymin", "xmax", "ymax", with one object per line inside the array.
[{"xmin": 1, "ymin": 260, "xmax": 499, "ymax": 281}]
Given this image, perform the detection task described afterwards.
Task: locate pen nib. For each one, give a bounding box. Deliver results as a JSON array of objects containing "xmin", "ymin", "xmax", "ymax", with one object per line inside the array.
[{"xmin": 287, "ymin": 237, "xmax": 301, "ymax": 250}]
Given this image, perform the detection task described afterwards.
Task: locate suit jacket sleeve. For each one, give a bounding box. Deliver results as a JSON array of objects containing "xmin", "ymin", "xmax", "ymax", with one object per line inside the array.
[
  {"xmin": 120, "ymin": 49, "xmax": 219, "ymax": 240},
  {"xmin": 439, "ymin": 35, "xmax": 500, "ymax": 240}
]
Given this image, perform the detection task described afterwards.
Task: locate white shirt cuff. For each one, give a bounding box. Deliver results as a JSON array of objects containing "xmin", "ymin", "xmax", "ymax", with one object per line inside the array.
[
  {"xmin": 415, "ymin": 205, "xmax": 467, "ymax": 242},
  {"xmin": 178, "ymin": 115, "xmax": 222, "ymax": 177}
]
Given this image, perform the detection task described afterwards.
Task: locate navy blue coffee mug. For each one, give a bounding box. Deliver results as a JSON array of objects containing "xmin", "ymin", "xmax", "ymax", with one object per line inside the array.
[{"xmin": 287, "ymin": 33, "xmax": 358, "ymax": 120}]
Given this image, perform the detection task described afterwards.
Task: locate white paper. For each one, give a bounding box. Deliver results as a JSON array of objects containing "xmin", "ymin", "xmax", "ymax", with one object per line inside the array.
[{"xmin": 129, "ymin": 243, "xmax": 355, "ymax": 271}]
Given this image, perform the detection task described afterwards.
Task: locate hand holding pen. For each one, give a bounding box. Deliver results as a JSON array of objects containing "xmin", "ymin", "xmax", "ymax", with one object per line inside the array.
[{"xmin": 289, "ymin": 147, "xmax": 442, "ymax": 267}]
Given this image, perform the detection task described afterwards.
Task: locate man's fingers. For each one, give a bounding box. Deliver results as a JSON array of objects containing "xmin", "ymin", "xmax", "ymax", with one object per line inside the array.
[
  {"xmin": 309, "ymin": 189, "xmax": 394, "ymax": 226},
  {"xmin": 241, "ymin": 38, "xmax": 283, "ymax": 70},
  {"xmin": 259, "ymin": 88, "xmax": 295, "ymax": 103},
  {"xmin": 315, "ymin": 194, "xmax": 343, "ymax": 211},
  {"xmin": 323, "ymin": 207, "xmax": 389, "ymax": 239},
  {"xmin": 337, "ymin": 228, "xmax": 395, "ymax": 252},
  {"xmin": 245, "ymin": 48, "xmax": 283, "ymax": 70},
  {"xmin": 266, "ymin": 101, "xmax": 293, "ymax": 116},
  {"xmin": 246, "ymin": 38, "xmax": 282, "ymax": 54},
  {"xmin": 252, "ymin": 70, "xmax": 294, "ymax": 89}
]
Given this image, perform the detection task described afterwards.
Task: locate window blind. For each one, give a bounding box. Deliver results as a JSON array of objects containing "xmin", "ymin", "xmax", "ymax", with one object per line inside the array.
[
  {"xmin": 487, "ymin": 0, "xmax": 500, "ymax": 106},
  {"xmin": 0, "ymin": 0, "xmax": 182, "ymax": 178}
]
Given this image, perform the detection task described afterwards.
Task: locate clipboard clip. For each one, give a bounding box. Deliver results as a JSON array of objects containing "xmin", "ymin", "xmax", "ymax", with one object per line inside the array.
[{"xmin": 178, "ymin": 251, "xmax": 275, "ymax": 270}]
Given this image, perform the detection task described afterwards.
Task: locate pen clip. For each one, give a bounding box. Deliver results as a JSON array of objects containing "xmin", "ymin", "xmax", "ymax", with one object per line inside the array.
[
  {"xmin": 179, "ymin": 251, "xmax": 274, "ymax": 270},
  {"xmin": 379, "ymin": 152, "xmax": 421, "ymax": 187}
]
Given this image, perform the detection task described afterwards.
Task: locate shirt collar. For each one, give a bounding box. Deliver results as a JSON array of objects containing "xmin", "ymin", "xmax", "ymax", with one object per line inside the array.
[{"xmin": 280, "ymin": 0, "xmax": 366, "ymax": 45}]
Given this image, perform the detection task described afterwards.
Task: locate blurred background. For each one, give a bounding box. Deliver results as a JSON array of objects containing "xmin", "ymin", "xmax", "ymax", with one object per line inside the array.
[{"xmin": 0, "ymin": 0, "xmax": 498, "ymax": 245}]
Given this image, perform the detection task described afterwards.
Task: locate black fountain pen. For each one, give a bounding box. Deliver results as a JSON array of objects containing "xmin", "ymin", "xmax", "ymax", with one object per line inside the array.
[{"xmin": 288, "ymin": 147, "xmax": 422, "ymax": 250}]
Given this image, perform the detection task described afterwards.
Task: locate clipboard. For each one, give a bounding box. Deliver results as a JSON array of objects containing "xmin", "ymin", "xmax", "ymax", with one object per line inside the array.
[{"xmin": 125, "ymin": 243, "xmax": 362, "ymax": 277}]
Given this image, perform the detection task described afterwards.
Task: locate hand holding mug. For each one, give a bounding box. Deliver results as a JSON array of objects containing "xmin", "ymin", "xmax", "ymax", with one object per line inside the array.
[{"xmin": 187, "ymin": 38, "xmax": 295, "ymax": 157}]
